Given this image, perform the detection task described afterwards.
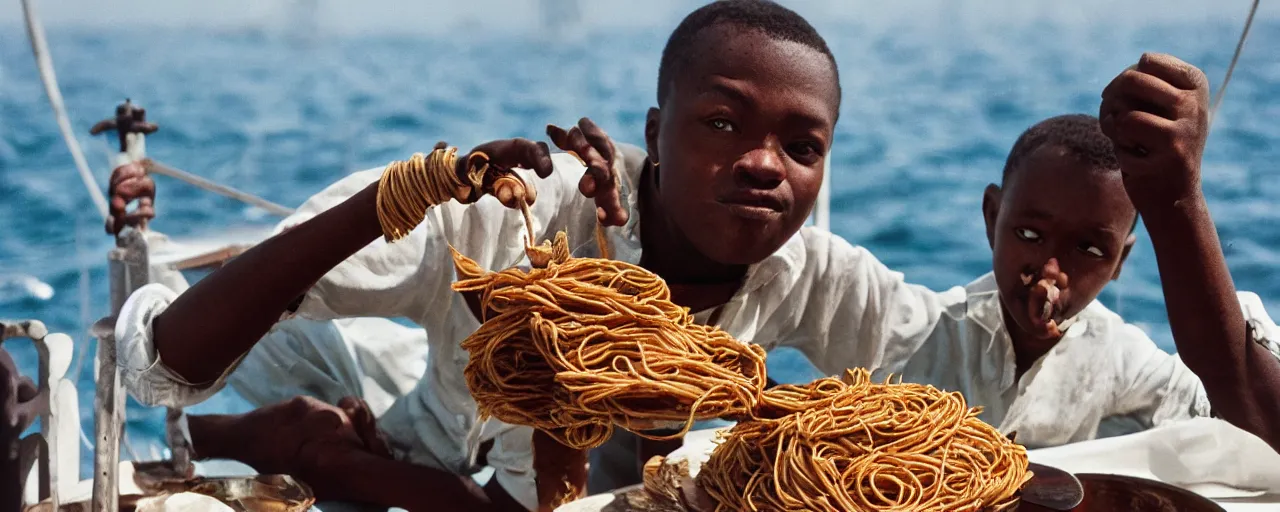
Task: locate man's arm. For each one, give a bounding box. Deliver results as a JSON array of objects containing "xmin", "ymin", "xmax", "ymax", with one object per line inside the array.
[
  {"xmin": 1102, "ymin": 53, "xmax": 1280, "ymax": 451},
  {"xmin": 188, "ymin": 400, "xmax": 528, "ymax": 512},
  {"xmin": 134, "ymin": 138, "xmax": 562, "ymax": 386}
]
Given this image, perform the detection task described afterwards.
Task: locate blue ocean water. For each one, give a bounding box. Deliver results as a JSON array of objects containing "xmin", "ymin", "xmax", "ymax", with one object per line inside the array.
[{"xmin": 1, "ymin": 16, "xmax": 1278, "ymax": 474}]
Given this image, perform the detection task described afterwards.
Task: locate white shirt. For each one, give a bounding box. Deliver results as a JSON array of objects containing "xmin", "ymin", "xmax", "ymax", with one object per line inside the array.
[
  {"xmin": 878, "ymin": 273, "xmax": 1280, "ymax": 448},
  {"xmin": 114, "ymin": 142, "xmax": 947, "ymax": 510}
]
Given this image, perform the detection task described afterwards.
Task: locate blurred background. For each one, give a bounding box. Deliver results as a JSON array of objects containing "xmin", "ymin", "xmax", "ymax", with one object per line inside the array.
[{"xmin": 1, "ymin": 0, "xmax": 1277, "ymax": 476}]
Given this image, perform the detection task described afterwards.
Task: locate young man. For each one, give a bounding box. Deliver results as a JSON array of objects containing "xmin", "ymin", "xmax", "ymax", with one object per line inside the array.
[
  {"xmin": 877, "ymin": 56, "xmax": 1280, "ymax": 450},
  {"xmin": 113, "ymin": 1, "xmax": 952, "ymax": 509}
]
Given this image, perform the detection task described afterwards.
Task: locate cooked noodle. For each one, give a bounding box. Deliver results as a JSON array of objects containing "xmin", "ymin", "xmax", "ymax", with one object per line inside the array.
[
  {"xmin": 451, "ymin": 231, "xmax": 768, "ymax": 450},
  {"xmin": 698, "ymin": 369, "xmax": 1031, "ymax": 512}
]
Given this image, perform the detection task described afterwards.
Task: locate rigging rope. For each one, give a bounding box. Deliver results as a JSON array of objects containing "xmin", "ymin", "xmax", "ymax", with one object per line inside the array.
[
  {"xmin": 1209, "ymin": 0, "xmax": 1260, "ymax": 128},
  {"xmin": 21, "ymin": 0, "xmax": 109, "ymax": 220}
]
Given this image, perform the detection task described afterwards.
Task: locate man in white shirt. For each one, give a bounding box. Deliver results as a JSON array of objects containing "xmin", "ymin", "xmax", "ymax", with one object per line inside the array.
[{"xmin": 111, "ymin": 1, "xmax": 933, "ymax": 509}]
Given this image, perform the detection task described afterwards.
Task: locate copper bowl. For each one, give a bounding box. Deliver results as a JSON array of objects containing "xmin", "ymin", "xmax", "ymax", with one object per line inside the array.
[{"xmin": 1018, "ymin": 473, "xmax": 1225, "ymax": 512}]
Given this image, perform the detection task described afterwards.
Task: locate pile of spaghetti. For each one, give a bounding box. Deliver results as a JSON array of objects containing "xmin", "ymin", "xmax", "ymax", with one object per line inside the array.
[
  {"xmin": 697, "ymin": 369, "xmax": 1031, "ymax": 512},
  {"xmin": 452, "ymin": 231, "xmax": 768, "ymax": 450}
]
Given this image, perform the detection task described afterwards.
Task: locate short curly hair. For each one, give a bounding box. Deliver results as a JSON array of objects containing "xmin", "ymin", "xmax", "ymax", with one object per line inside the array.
[
  {"xmin": 1002, "ymin": 114, "xmax": 1120, "ymax": 184},
  {"xmin": 657, "ymin": 0, "xmax": 840, "ymax": 106}
]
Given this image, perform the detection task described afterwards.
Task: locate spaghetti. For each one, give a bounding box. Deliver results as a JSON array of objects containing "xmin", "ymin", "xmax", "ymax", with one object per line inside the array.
[
  {"xmin": 697, "ymin": 369, "xmax": 1031, "ymax": 512},
  {"xmin": 451, "ymin": 231, "xmax": 768, "ymax": 450}
]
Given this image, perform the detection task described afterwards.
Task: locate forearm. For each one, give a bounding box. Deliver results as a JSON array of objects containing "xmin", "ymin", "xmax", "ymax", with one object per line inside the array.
[
  {"xmin": 153, "ymin": 182, "xmax": 383, "ymax": 384},
  {"xmin": 1142, "ymin": 193, "xmax": 1280, "ymax": 447},
  {"xmin": 189, "ymin": 414, "xmax": 512, "ymax": 511},
  {"xmin": 335, "ymin": 451, "xmax": 511, "ymax": 512}
]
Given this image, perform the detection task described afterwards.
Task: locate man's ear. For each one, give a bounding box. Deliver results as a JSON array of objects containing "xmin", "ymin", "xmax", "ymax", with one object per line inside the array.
[
  {"xmin": 644, "ymin": 107, "xmax": 661, "ymax": 164},
  {"xmin": 982, "ymin": 184, "xmax": 1002, "ymax": 250},
  {"xmin": 1113, "ymin": 233, "xmax": 1137, "ymax": 280}
]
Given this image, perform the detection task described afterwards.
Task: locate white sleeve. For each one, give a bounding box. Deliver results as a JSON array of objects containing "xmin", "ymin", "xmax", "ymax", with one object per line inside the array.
[
  {"xmin": 115, "ymin": 154, "xmax": 598, "ymax": 408},
  {"xmin": 1111, "ymin": 291, "xmax": 1280, "ymax": 426},
  {"xmin": 289, "ymin": 153, "xmax": 607, "ymax": 324},
  {"xmin": 784, "ymin": 232, "xmax": 947, "ymax": 377},
  {"xmin": 114, "ymin": 284, "xmax": 248, "ymax": 407},
  {"xmin": 1109, "ymin": 321, "xmax": 1212, "ymax": 426}
]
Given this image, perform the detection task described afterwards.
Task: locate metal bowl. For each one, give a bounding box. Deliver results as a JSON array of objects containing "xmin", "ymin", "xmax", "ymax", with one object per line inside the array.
[{"xmin": 1018, "ymin": 474, "xmax": 1225, "ymax": 512}]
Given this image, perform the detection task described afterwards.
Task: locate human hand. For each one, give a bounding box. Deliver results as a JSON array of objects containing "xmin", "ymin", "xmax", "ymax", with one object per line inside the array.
[
  {"xmin": 546, "ymin": 118, "xmax": 629, "ymax": 227},
  {"xmin": 453, "ymin": 139, "xmax": 553, "ymax": 209},
  {"xmin": 231, "ymin": 396, "xmax": 390, "ymax": 500},
  {"xmin": 106, "ymin": 161, "xmax": 156, "ymax": 235},
  {"xmin": 1099, "ymin": 53, "xmax": 1211, "ymax": 212}
]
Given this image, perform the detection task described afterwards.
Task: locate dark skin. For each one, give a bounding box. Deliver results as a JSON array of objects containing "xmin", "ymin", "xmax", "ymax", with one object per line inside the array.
[
  {"xmin": 982, "ymin": 146, "xmax": 1137, "ymax": 377},
  {"xmin": 1099, "ymin": 53, "xmax": 1280, "ymax": 452},
  {"xmin": 985, "ymin": 53, "xmax": 1280, "ymax": 452},
  {"xmin": 1, "ymin": 349, "xmax": 39, "ymax": 512},
  {"xmin": 105, "ymin": 24, "xmax": 840, "ymax": 511}
]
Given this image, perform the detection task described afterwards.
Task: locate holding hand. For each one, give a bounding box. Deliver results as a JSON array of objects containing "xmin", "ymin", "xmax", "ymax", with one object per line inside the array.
[
  {"xmin": 105, "ymin": 161, "xmax": 156, "ymax": 235},
  {"xmin": 546, "ymin": 118, "xmax": 629, "ymax": 227},
  {"xmin": 452, "ymin": 117, "xmax": 629, "ymax": 227},
  {"xmin": 1099, "ymin": 53, "xmax": 1211, "ymax": 212},
  {"xmin": 217, "ymin": 396, "xmax": 391, "ymax": 502}
]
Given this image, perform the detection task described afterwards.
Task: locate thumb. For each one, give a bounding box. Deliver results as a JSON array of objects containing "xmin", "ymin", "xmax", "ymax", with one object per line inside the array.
[{"xmin": 338, "ymin": 396, "xmax": 391, "ymax": 458}]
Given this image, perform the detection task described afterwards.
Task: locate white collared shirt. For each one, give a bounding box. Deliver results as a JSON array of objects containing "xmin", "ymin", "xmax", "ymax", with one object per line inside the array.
[
  {"xmin": 877, "ymin": 272, "xmax": 1280, "ymax": 448},
  {"xmin": 114, "ymin": 142, "xmax": 948, "ymax": 510}
]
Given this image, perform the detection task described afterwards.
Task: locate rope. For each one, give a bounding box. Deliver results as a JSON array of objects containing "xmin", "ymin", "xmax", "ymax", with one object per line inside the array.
[
  {"xmin": 143, "ymin": 159, "xmax": 296, "ymax": 217},
  {"xmin": 1209, "ymin": 0, "xmax": 1260, "ymax": 128},
  {"xmin": 21, "ymin": 0, "xmax": 109, "ymax": 220}
]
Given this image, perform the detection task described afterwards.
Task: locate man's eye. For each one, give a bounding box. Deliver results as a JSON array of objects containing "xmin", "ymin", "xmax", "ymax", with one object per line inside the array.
[
  {"xmin": 1015, "ymin": 228, "xmax": 1040, "ymax": 241},
  {"xmin": 709, "ymin": 119, "xmax": 735, "ymax": 132}
]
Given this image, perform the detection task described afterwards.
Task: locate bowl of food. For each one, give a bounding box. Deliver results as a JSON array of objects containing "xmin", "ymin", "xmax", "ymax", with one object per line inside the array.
[{"xmin": 1017, "ymin": 473, "xmax": 1225, "ymax": 512}]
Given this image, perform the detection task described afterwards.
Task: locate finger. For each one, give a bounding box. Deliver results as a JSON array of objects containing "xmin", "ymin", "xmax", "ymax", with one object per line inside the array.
[
  {"xmin": 109, "ymin": 163, "xmax": 148, "ymax": 189},
  {"xmin": 546, "ymin": 124, "xmax": 572, "ymax": 152},
  {"xmin": 113, "ymin": 177, "xmax": 157, "ymax": 206},
  {"xmin": 594, "ymin": 185, "xmax": 630, "ymax": 227},
  {"xmin": 1136, "ymin": 52, "xmax": 1207, "ymax": 92},
  {"xmin": 1102, "ymin": 69, "xmax": 1183, "ymax": 120},
  {"xmin": 563, "ymin": 128, "xmax": 613, "ymax": 203},
  {"xmin": 338, "ymin": 397, "xmax": 390, "ymax": 457},
  {"xmin": 578, "ymin": 173, "xmax": 597, "ymax": 198},
  {"xmin": 1113, "ymin": 109, "xmax": 1178, "ymax": 157},
  {"xmin": 577, "ymin": 118, "xmax": 615, "ymax": 164},
  {"xmin": 529, "ymin": 141, "xmax": 554, "ymax": 179},
  {"xmin": 489, "ymin": 138, "xmax": 539, "ymax": 171}
]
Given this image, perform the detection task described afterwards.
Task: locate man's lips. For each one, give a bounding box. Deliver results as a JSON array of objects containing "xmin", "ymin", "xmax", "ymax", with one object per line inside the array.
[
  {"xmin": 716, "ymin": 190, "xmax": 787, "ymax": 212},
  {"xmin": 716, "ymin": 191, "xmax": 787, "ymax": 221}
]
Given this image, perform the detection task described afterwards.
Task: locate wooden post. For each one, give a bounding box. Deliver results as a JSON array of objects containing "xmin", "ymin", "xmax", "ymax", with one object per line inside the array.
[{"xmin": 93, "ymin": 229, "xmax": 149, "ymax": 512}]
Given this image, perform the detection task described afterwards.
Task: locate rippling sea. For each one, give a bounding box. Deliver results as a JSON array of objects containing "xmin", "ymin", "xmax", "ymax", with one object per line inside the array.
[{"xmin": 2, "ymin": 12, "xmax": 1278, "ymax": 473}]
